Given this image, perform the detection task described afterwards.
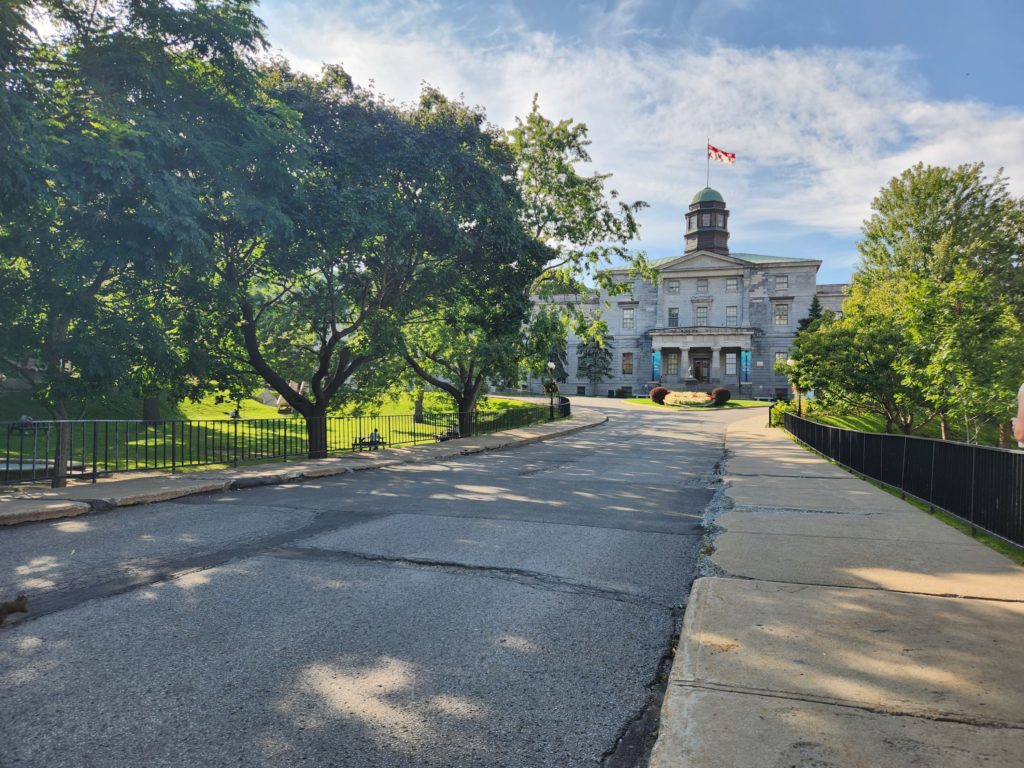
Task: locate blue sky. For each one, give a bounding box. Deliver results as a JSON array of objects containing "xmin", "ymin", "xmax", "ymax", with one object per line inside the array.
[{"xmin": 257, "ymin": 0, "xmax": 1024, "ymax": 283}]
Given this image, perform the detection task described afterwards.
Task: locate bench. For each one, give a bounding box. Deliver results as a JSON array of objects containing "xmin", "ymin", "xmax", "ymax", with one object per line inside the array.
[
  {"xmin": 352, "ymin": 436, "xmax": 386, "ymax": 451},
  {"xmin": 8, "ymin": 421, "xmax": 50, "ymax": 437}
]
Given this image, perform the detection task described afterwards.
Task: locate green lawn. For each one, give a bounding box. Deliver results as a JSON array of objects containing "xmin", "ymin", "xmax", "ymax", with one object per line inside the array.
[
  {"xmin": 0, "ymin": 390, "xmax": 544, "ymax": 481},
  {"xmin": 624, "ymin": 397, "xmax": 768, "ymax": 409},
  {"xmin": 809, "ymin": 408, "xmax": 1002, "ymax": 448}
]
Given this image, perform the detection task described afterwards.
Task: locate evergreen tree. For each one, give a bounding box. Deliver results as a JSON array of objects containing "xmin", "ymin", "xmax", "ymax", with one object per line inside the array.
[{"xmin": 576, "ymin": 336, "xmax": 612, "ymax": 397}]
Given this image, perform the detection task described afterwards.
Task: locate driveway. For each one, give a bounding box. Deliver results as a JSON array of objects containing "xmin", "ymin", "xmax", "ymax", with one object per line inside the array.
[{"xmin": 0, "ymin": 401, "xmax": 753, "ymax": 767}]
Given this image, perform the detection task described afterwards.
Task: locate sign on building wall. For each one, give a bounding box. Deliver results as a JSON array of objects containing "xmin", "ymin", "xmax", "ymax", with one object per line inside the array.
[
  {"xmin": 741, "ymin": 350, "xmax": 751, "ymax": 382},
  {"xmin": 652, "ymin": 350, "xmax": 661, "ymax": 380}
]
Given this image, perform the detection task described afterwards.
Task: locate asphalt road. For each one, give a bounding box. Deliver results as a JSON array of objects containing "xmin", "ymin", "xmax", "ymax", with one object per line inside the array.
[{"xmin": 0, "ymin": 401, "xmax": 751, "ymax": 768}]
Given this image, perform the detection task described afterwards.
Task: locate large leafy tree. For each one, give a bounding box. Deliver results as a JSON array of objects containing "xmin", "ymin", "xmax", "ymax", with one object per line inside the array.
[
  {"xmin": 856, "ymin": 163, "xmax": 1023, "ymax": 439},
  {"xmin": 394, "ymin": 93, "xmax": 551, "ymax": 435},
  {"xmin": 199, "ymin": 73, "xmax": 541, "ymax": 455},
  {"xmin": 0, "ymin": 0, "xmax": 272, "ymax": 483},
  {"xmin": 509, "ymin": 97, "xmax": 649, "ymax": 338}
]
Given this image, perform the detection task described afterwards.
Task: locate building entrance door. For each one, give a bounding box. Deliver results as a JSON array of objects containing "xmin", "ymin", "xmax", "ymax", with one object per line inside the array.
[{"xmin": 693, "ymin": 358, "xmax": 710, "ymax": 383}]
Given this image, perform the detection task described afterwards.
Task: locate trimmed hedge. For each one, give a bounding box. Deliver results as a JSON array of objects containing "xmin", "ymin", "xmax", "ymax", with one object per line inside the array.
[{"xmin": 650, "ymin": 386, "xmax": 669, "ymax": 404}]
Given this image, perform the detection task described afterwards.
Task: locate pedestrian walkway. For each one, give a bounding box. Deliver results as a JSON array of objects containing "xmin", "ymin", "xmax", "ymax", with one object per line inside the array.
[
  {"xmin": 0, "ymin": 410, "xmax": 605, "ymax": 527},
  {"xmin": 651, "ymin": 411, "xmax": 1024, "ymax": 767}
]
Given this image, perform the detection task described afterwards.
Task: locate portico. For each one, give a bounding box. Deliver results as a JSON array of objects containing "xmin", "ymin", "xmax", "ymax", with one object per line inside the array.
[{"xmin": 650, "ymin": 327, "xmax": 754, "ymax": 391}]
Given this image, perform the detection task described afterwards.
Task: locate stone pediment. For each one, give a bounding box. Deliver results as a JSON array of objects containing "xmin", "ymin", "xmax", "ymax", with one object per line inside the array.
[{"xmin": 655, "ymin": 251, "xmax": 750, "ymax": 273}]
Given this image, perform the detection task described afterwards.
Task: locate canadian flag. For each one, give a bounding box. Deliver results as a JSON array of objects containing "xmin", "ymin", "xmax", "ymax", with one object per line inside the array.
[{"xmin": 708, "ymin": 144, "xmax": 736, "ymax": 164}]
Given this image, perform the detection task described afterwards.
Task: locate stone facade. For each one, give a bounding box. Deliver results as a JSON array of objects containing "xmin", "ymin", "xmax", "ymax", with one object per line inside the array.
[{"xmin": 532, "ymin": 187, "xmax": 848, "ymax": 400}]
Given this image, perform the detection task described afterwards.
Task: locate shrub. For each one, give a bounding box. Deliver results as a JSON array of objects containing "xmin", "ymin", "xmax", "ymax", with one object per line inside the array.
[
  {"xmin": 650, "ymin": 386, "xmax": 669, "ymax": 404},
  {"xmin": 711, "ymin": 387, "xmax": 731, "ymax": 406}
]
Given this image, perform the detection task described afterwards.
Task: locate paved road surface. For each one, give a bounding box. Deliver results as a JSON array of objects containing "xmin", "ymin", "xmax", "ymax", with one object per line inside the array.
[{"xmin": 0, "ymin": 401, "xmax": 751, "ymax": 767}]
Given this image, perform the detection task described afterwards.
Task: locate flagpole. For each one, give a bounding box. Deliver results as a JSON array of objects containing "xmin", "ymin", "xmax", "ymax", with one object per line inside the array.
[{"xmin": 706, "ymin": 136, "xmax": 710, "ymax": 188}]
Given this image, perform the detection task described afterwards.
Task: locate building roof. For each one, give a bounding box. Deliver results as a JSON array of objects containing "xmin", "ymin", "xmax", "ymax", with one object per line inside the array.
[
  {"xmin": 647, "ymin": 252, "xmax": 818, "ymax": 269},
  {"xmin": 691, "ymin": 186, "xmax": 725, "ymax": 204}
]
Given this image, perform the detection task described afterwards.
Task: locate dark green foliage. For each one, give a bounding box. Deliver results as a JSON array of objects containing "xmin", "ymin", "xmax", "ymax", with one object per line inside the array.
[
  {"xmin": 796, "ymin": 295, "xmax": 823, "ymax": 333},
  {"xmin": 650, "ymin": 386, "xmax": 669, "ymax": 404},
  {"xmin": 576, "ymin": 337, "xmax": 612, "ymax": 396},
  {"xmin": 711, "ymin": 387, "xmax": 731, "ymax": 406}
]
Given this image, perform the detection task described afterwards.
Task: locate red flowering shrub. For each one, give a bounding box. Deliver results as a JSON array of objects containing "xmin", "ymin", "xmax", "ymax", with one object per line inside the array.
[{"xmin": 650, "ymin": 386, "xmax": 669, "ymax": 404}]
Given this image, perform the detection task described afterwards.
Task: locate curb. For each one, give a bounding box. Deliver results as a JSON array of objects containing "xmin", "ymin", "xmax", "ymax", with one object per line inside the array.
[{"xmin": 0, "ymin": 413, "xmax": 607, "ymax": 525}]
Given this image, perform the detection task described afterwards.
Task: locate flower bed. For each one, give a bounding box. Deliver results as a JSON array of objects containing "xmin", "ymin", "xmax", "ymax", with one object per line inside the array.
[{"xmin": 664, "ymin": 391, "xmax": 712, "ymax": 407}]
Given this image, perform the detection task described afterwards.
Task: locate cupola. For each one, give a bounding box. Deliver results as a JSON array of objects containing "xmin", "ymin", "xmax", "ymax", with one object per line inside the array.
[{"xmin": 684, "ymin": 187, "xmax": 730, "ymax": 256}]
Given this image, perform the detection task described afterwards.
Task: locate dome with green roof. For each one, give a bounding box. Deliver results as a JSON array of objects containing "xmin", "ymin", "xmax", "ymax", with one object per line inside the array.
[{"xmin": 691, "ymin": 187, "xmax": 725, "ymax": 204}]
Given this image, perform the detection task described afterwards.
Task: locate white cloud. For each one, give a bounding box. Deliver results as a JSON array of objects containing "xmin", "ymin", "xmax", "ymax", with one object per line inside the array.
[{"xmin": 257, "ymin": 1, "xmax": 1024, "ymax": 271}]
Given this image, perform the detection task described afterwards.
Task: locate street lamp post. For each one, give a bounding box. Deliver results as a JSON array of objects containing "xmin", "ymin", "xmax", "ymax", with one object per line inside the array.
[{"xmin": 546, "ymin": 361, "xmax": 557, "ymax": 421}]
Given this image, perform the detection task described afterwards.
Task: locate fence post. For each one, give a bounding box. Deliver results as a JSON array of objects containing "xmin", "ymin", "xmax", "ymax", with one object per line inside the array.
[
  {"xmin": 233, "ymin": 419, "xmax": 239, "ymax": 467},
  {"xmin": 91, "ymin": 422, "xmax": 98, "ymax": 483},
  {"xmin": 171, "ymin": 421, "xmax": 177, "ymax": 474},
  {"xmin": 900, "ymin": 436, "xmax": 907, "ymax": 497},
  {"xmin": 928, "ymin": 440, "xmax": 936, "ymax": 511},
  {"xmin": 969, "ymin": 446, "xmax": 977, "ymax": 535}
]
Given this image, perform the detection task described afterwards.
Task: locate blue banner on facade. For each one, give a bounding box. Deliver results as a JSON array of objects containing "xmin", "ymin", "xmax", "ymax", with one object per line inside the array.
[
  {"xmin": 741, "ymin": 350, "xmax": 751, "ymax": 382},
  {"xmin": 652, "ymin": 350, "xmax": 661, "ymax": 380}
]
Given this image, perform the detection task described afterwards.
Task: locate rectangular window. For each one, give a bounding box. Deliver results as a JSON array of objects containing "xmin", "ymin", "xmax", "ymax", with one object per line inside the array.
[
  {"xmin": 688, "ymin": 216, "xmax": 696, "ymax": 232},
  {"xmin": 697, "ymin": 278, "xmax": 709, "ymax": 293},
  {"xmin": 666, "ymin": 280, "xmax": 680, "ymax": 294},
  {"xmin": 725, "ymin": 305, "xmax": 738, "ymax": 326},
  {"xmin": 622, "ymin": 306, "xmax": 635, "ymax": 330},
  {"xmin": 726, "ymin": 277, "xmax": 738, "ymax": 292},
  {"xmin": 774, "ymin": 352, "xmax": 788, "ymax": 371},
  {"xmin": 773, "ymin": 303, "xmax": 789, "ymax": 326},
  {"xmin": 725, "ymin": 353, "xmax": 737, "ymax": 376},
  {"xmin": 695, "ymin": 305, "xmax": 709, "ymax": 326},
  {"xmin": 775, "ymin": 275, "xmax": 789, "ymax": 290},
  {"xmin": 717, "ymin": 213, "xmax": 725, "ymax": 227},
  {"xmin": 665, "ymin": 352, "xmax": 680, "ymax": 375},
  {"xmin": 576, "ymin": 386, "xmax": 586, "ymax": 396},
  {"xmin": 701, "ymin": 213, "xmax": 711, "ymax": 226},
  {"xmin": 667, "ymin": 307, "xmax": 679, "ymax": 327},
  {"xmin": 621, "ymin": 352, "xmax": 633, "ymax": 375}
]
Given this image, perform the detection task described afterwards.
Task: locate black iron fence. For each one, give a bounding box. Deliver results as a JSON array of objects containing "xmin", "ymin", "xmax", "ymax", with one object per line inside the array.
[
  {"xmin": 784, "ymin": 413, "xmax": 1023, "ymax": 547},
  {"xmin": 1, "ymin": 402, "xmax": 569, "ymax": 486}
]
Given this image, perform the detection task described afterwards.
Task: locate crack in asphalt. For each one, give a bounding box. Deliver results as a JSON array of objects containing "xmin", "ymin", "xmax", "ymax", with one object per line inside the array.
[
  {"xmin": 0, "ymin": 509, "xmax": 382, "ymax": 627},
  {"xmin": 269, "ymin": 545, "xmax": 670, "ymax": 608}
]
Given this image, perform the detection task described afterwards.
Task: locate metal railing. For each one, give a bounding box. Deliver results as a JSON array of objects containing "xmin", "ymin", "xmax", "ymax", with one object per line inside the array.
[
  {"xmin": 784, "ymin": 413, "xmax": 1024, "ymax": 547},
  {"xmin": 1, "ymin": 402, "xmax": 569, "ymax": 486}
]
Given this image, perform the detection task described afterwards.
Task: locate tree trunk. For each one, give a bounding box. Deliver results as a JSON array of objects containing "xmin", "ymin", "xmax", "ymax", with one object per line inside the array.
[
  {"xmin": 305, "ymin": 407, "xmax": 329, "ymax": 459},
  {"xmin": 142, "ymin": 395, "xmax": 162, "ymax": 423},
  {"xmin": 413, "ymin": 389, "xmax": 424, "ymax": 424},
  {"xmin": 51, "ymin": 402, "xmax": 70, "ymax": 489},
  {"xmin": 940, "ymin": 414, "xmax": 950, "ymax": 441},
  {"xmin": 998, "ymin": 421, "xmax": 1009, "ymax": 448}
]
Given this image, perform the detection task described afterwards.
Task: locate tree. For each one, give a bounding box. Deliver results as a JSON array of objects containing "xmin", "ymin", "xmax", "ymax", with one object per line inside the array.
[
  {"xmin": 396, "ymin": 93, "xmax": 551, "ymax": 435},
  {"xmin": 783, "ymin": 282, "xmax": 926, "ymax": 434},
  {"xmin": 576, "ymin": 334, "xmax": 613, "ymax": 397},
  {"xmin": 0, "ymin": 0, "xmax": 273, "ymax": 483},
  {"xmin": 796, "ymin": 295, "xmax": 823, "ymax": 333},
  {"xmin": 855, "ymin": 163, "xmax": 1024, "ymax": 439},
  {"xmin": 509, "ymin": 97, "xmax": 649, "ymax": 338},
  {"xmin": 523, "ymin": 307, "xmax": 569, "ymax": 384}
]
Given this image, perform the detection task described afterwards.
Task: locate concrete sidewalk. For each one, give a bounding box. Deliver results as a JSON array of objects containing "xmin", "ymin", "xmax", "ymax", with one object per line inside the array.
[
  {"xmin": 651, "ymin": 411, "xmax": 1024, "ymax": 767},
  {"xmin": 0, "ymin": 410, "xmax": 606, "ymax": 527}
]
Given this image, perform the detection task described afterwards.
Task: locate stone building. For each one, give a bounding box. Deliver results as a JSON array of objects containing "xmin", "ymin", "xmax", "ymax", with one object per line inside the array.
[{"xmin": 534, "ymin": 187, "xmax": 848, "ymax": 399}]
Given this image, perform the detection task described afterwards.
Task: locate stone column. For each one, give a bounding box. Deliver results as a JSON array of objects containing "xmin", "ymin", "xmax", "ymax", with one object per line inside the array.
[
  {"xmin": 680, "ymin": 348, "xmax": 690, "ymax": 384},
  {"xmin": 710, "ymin": 346, "xmax": 721, "ymax": 383}
]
